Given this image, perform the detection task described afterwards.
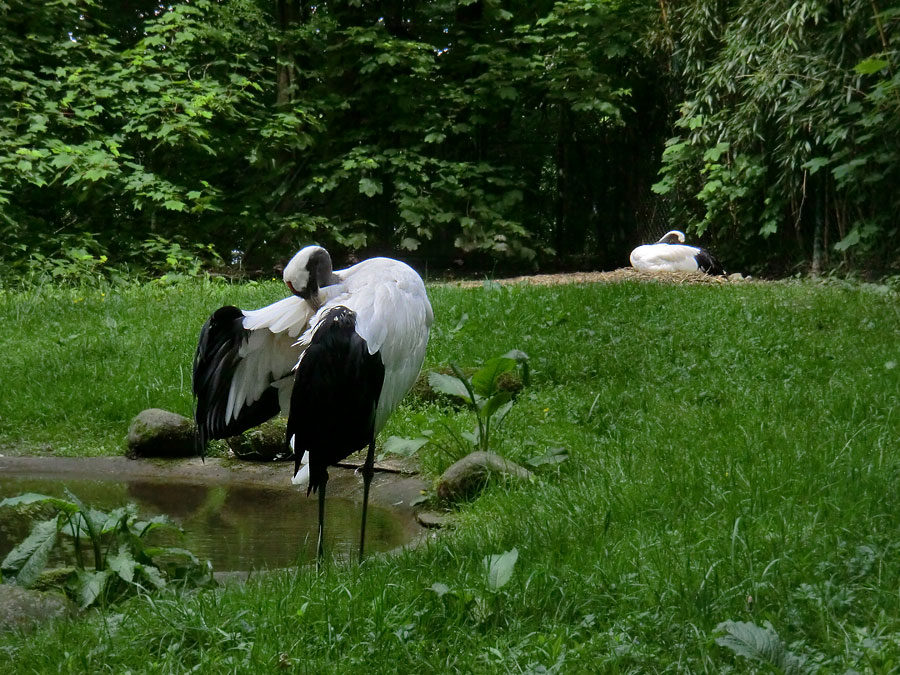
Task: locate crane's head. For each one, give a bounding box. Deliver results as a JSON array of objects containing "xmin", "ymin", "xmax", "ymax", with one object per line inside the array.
[
  {"xmin": 283, "ymin": 245, "xmax": 334, "ymax": 309},
  {"xmin": 657, "ymin": 230, "xmax": 686, "ymax": 245}
]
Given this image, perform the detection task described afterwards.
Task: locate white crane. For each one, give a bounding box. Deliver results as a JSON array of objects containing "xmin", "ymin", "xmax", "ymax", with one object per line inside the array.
[
  {"xmin": 630, "ymin": 230, "xmax": 724, "ymax": 275},
  {"xmin": 193, "ymin": 245, "xmax": 433, "ymax": 561}
]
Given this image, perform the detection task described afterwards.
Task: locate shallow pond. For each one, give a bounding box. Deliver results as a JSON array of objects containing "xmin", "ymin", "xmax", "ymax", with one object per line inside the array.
[{"xmin": 0, "ymin": 462, "xmax": 417, "ymax": 572}]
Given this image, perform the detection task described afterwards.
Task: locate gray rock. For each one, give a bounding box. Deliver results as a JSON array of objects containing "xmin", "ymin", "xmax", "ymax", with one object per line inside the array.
[
  {"xmin": 0, "ymin": 585, "xmax": 74, "ymax": 633},
  {"xmin": 437, "ymin": 451, "xmax": 532, "ymax": 502},
  {"xmin": 416, "ymin": 511, "xmax": 452, "ymax": 529},
  {"xmin": 126, "ymin": 408, "xmax": 195, "ymax": 458}
]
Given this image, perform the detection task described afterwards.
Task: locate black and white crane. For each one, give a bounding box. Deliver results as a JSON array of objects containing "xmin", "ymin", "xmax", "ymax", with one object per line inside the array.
[
  {"xmin": 193, "ymin": 247, "xmax": 322, "ymax": 452},
  {"xmin": 629, "ymin": 230, "xmax": 724, "ymax": 275},
  {"xmin": 193, "ymin": 245, "xmax": 433, "ymax": 561}
]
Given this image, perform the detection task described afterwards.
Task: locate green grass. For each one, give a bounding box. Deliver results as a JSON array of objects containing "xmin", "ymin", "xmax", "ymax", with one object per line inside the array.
[
  {"xmin": 0, "ymin": 278, "xmax": 286, "ymax": 456},
  {"xmin": 1, "ymin": 277, "xmax": 899, "ymax": 672}
]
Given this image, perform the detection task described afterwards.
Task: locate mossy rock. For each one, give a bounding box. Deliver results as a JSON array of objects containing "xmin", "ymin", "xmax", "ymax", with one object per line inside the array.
[
  {"xmin": 226, "ymin": 418, "xmax": 291, "ymax": 462},
  {"xmin": 437, "ymin": 451, "xmax": 532, "ymax": 503},
  {"xmin": 0, "ymin": 585, "xmax": 75, "ymax": 633},
  {"xmin": 31, "ymin": 567, "xmax": 77, "ymax": 593},
  {"xmin": 126, "ymin": 408, "xmax": 195, "ymax": 458}
]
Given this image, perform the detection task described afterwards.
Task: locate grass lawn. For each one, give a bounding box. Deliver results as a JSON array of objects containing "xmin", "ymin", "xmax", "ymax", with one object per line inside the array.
[{"xmin": 1, "ymin": 276, "xmax": 899, "ymax": 672}]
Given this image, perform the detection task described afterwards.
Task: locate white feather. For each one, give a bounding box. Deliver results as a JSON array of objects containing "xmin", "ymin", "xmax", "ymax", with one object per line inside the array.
[
  {"xmin": 289, "ymin": 434, "xmax": 311, "ymax": 485},
  {"xmin": 242, "ymin": 295, "xmax": 308, "ymax": 335},
  {"xmin": 630, "ymin": 242, "xmax": 704, "ymax": 273},
  {"xmin": 291, "ymin": 462, "xmax": 311, "ymax": 486},
  {"xmin": 224, "ymin": 329, "xmax": 298, "ymax": 424},
  {"xmin": 202, "ymin": 248, "xmax": 431, "ymax": 484}
]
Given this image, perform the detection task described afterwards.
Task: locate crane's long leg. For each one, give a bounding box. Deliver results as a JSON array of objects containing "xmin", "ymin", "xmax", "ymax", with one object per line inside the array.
[
  {"xmin": 358, "ymin": 437, "xmax": 376, "ymax": 562},
  {"xmin": 316, "ymin": 471, "xmax": 328, "ymax": 567}
]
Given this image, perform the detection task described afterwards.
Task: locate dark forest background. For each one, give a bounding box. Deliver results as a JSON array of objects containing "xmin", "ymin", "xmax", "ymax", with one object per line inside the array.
[{"xmin": 1, "ymin": 0, "xmax": 897, "ymax": 280}]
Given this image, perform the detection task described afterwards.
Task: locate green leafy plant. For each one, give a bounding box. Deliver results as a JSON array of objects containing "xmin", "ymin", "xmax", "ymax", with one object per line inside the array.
[
  {"xmin": 380, "ymin": 351, "xmax": 530, "ymax": 467},
  {"xmin": 484, "ymin": 547, "xmax": 519, "ymax": 593},
  {"xmin": 138, "ymin": 234, "xmax": 222, "ymax": 282},
  {"xmin": 427, "ymin": 350, "xmax": 530, "ymax": 458},
  {"xmin": 714, "ymin": 620, "xmax": 808, "ymax": 673},
  {"xmin": 525, "ymin": 446, "xmax": 569, "ymax": 469},
  {"xmin": 0, "ymin": 490, "xmax": 214, "ymax": 608},
  {"xmin": 21, "ymin": 232, "xmax": 115, "ymax": 287},
  {"xmin": 428, "ymin": 547, "xmax": 520, "ymax": 628},
  {"xmin": 648, "ymin": 1, "xmax": 900, "ymax": 274}
]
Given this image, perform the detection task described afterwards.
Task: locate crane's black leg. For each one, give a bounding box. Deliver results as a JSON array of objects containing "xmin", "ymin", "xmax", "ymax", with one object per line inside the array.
[
  {"xmin": 358, "ymin": 437, "xmax": 376, "ymax": 562},
  {"xmin": 316, "ymin": 470, "xmax": 328, "ymax": 567}
]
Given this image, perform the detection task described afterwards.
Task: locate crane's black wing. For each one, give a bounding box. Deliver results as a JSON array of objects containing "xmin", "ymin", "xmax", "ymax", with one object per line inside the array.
[
  {"xmin": 695, "ymin": 248, "xmax": 725, "ymax": 276},
  {"xmin": 287, "ymin": 306, "xmax": 385, "ymax": 494},
  {"xmin": 192, "ymin": 306, "xmax": 282, "ymax": 454}
]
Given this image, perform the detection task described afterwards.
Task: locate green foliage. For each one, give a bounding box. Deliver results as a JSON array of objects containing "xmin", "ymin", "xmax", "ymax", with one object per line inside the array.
[
  {"xmin": 0, "ymin": 0, "xmax": 319, "ymax": 274},
  {"xmin": 19, "ymin": 232, "xmax": 115, "ymax": 287},
  {"xmin": 2, "ymin": 279, "xmax": 900, "ymax": 670},
  {"xmin": 715, "ymin": 621, "xmax": 807, "ymax": 673},
  {"xmin": 379, "ymin": 434, "xmax": 431, "ymax": 462},
  {"xmin": 524, "ymin": 445, "xmax": 569, "ymax": 468},
  {"xmin": 426, "ymin": 547, "xmax": 521, "ymax": 629},
  {"xmin": 7, "ymin": 231, "xmax": 221, "ymax": 288},
  {"xmin": 427, "ymin": 350, "xmax": 530, "ymax": 458},
  {"xmin": 0, "ymin": 489, "xmax": 214, "ymax": 608},
  {"xmin": 1, "ymin": 1, "xmax": 899, "ymax": 277},
  {"xmin": 137, "ymin": 235, "xmax": 222, "ymax": 282},
  {"xmin": 484, "ymin": 547, "xmax": 519, "ymax": 592},
  {"xmin": 0, "ymin": 0, "xmax": 657, "ymax": 279},
  {"xmin": 652, "ymin": 0, "xmax": 900, "ymax": 273}
]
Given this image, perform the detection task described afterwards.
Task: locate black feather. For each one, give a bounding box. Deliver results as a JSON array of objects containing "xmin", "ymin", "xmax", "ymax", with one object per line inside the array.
[
  {"xmin": 287, "ymin": 306, "xmax": 385, "ymax": 495},
  {"xmin": 694, "ymin": 248, "xmax": 725, "ymax": 276},
  {"xmin": 192, "ymin": 305, "xmax": 280, "ymax": 454}
]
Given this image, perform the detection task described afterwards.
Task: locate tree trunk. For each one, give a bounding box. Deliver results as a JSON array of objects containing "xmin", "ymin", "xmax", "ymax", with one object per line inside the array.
[
  {"xmin": 811, "ymin": 182, "xmax": 824, "ymax": 276},
  {"xmin": 275, "ymin": 0, "xmax": 303, "ymax": 108}
]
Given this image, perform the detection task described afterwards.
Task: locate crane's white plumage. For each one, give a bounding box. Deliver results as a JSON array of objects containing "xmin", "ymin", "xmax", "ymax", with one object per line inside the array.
[
  {"xmin": 275, "ymin": 250, "xmax": 432, "ymax": 561},
  {"xmin": 288, "ymin": 256, "xmax": 433, "ymax": 484},
  {"xmin": 193, "ymin": 246, "xmax": 433, "ymax": 554},
  {"xmin": 193, "ymin": 246, "xmax": 332, "ymax": 449},
  {"xmin": 629, "ymin": 230, "xmax": 724, "ymax": 275}
]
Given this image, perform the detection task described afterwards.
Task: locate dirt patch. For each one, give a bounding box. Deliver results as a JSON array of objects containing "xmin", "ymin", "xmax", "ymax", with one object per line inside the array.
[{"xmin": 441, "ymin": 267, "xmax": 745, "ymax": 288}]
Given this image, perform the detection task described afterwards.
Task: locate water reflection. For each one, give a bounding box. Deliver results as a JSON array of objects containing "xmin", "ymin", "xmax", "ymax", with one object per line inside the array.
[{"xmin": 0, "ymin": 475, "xmax": 410, "ymax": 571}]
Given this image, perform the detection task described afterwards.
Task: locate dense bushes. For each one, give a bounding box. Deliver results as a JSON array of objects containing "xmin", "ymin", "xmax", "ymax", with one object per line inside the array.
[{"xmin": 0, "ymin": 0, "xmax": 896, "ymax": 280}]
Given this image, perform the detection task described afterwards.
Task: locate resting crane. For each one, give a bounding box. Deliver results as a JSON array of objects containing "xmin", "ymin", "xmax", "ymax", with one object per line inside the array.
[{"xmin": 630, "ymin": 230, "xmax": 724, "ymax": 275}]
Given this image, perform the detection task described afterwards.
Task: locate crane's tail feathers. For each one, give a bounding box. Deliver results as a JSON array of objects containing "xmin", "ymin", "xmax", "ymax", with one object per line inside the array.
[
  {"xmin": 289, "ymin": 432, "xmax": 310, "ymax": 485},
  {"xmin": 291, "ymin": 462, "xmax": 311, "ymax": 487}
]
